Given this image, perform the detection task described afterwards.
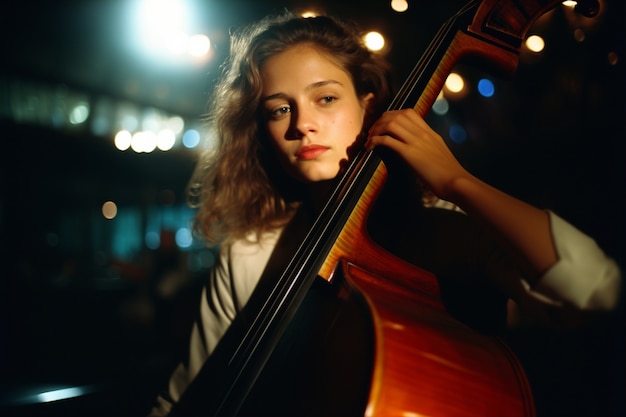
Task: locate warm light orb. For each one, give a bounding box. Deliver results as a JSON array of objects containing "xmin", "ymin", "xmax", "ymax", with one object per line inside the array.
[
  {"xmin": 573, "ymin": 28, "xmax": 586, "ymax": 42},
  {"xmin": 131, "ymin": 131, "xmax": 157, "ymax": 153},
  {"xmin": 445, "ymin": 73, "xmax": 464, "ymax": 93},
  {"xmin": 102, "ymin": 201, "xmax": 118, "ymax": 220},
  {"xmin": 391, "ymin": 0, "xmax": 409, "ymax": 13},
  {"xmin": 157, "ymin": 129, "xmax": 176, "ymax": 151},
  {"xmin": 115, "ymin": 130, "xmax": 132, "ymax": 150},
  {"xmin": 188, "ymin": 34, "xmax": 211, "ymax": 57},
  {"xmin": 525, "ymin": 35, "xmax": 545, "ymax": 52},
  {"xmin": 363, "ymin": 31, "xmax": 385, "ymax": 52}
]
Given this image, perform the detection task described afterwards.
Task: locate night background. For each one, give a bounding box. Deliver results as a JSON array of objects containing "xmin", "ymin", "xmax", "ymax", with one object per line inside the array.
[{"xmin": 0, "ymin": 0, "xmax": 624, "ymax": 415}]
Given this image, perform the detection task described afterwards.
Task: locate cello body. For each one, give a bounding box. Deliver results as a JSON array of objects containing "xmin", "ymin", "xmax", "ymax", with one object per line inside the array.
[{"xmin": 171, "ymin": 1, "xmax": 597, "ymax": 415}]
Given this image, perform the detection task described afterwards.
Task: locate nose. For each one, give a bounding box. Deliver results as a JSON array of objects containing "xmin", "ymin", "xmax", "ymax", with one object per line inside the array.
[{"xmin": 287, "ymin": 104, "xmax": 317, "ymax": 140}]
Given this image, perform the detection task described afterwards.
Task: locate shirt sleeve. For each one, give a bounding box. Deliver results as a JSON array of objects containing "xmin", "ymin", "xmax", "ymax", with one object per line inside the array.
[
  {"xmin": 147, "ymin": 232, "xmax": 280, "ymax": 416},
  {"xmin": 523, "ymin": 211, "xmax": 622, "ymax": 311}
]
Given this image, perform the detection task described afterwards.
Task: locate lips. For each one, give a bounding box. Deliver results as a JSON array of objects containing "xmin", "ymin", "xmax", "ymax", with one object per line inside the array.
[{"xmin": 295, "ymin": 144, "xmax": 330, "ymax": 161}]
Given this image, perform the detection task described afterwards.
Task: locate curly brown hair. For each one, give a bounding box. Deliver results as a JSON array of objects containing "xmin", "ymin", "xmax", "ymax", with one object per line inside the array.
[{"xmin": 188, "ymin": 12, "xmax": 392, "ymax": 245}]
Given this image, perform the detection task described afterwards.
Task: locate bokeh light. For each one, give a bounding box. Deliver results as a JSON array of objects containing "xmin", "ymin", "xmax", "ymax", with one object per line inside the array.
[
  {"xmin": 132, "ymin": 0, "xmax": 212, "ymax": 62},
  {"xmin": 525, "ymin": 35, "xmax": 545, "ymax": 52},
  {"xmin": 363, "ymin": 31, "xmax": 385, "ymax": 52},
  {"xmin": 391, "ymin": 0, "xmax": 409, "ymax": 13},
  {"xmin": 188, "ymin": 34, "xmax": 211, "ymax": 57},
  {"xmin": 131, "ymin": 131, "xmax": 157, "ymax": 153},
  {"xmin": 157, "ymin": 129, "xmax": 176, "ymax": 151},
  {"xmin": 145, "ymin": 231, "xmax": 160, "ymax": 250},
  {"xmin": 449, "ymin": 124, "xmax": 467, "ymax": 144},
  {"xmin": 445, "ymin": 72, "xmax": 465, "ymax": 94},
  {"xmin": 477, "ymin": 78, "xmax": 495, "ymax": 97},
  {"xmin": 182, "ymin": 129, "xmax": 201, "ymax": 148},
  {"xmin": 432, "ymin": 91, "xmax": 449, "ymax": 115},
  {"xmin": 115, "ymin": 130, "xmax": 132, "ymax": 150},
  {"xmin": 175, "ymin": 227, "xmax": 193, "ymax": 248},
  {"xmin": 69, "ymin": 102, "xmax": 90, "ymax": 125},
  {"xmin": 102, "ymin": 201, "xmax": 118, "ymax": 220}
]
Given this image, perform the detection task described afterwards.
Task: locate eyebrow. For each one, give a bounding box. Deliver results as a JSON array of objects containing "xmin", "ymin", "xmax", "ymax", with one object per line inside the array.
[{"xmin": 261, "ymin": 79, "xmax": 344, "ymax": 103}]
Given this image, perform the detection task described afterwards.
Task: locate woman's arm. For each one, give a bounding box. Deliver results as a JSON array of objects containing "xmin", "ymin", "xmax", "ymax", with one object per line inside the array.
[{"xmin": 366, "ymin": 108, "xmax": 621, "ymax": 309}]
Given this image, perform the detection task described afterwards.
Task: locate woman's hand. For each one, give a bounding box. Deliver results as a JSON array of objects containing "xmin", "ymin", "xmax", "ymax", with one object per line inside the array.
[
  {"xmin": 366, "ymin": 107, "xmax": 559, "ymax": 279},
  {"xmin": 365, "ymin": 108, "xmax": 470, "ymax": 201}
]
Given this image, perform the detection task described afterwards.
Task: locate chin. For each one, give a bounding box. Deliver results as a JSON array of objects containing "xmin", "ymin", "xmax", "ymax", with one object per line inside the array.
[{"xmin": 300, "ymin": 169, "xmax": 340, "ymax": 183}]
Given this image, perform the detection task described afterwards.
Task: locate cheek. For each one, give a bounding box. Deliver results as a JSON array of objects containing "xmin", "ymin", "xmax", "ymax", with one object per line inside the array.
[
  {"xmin": 338, "ymin": 110, "xmax": 365, "ymax": 147},
  {"xmin": 265, "ymin": 123, "xmax": 287, "ymax": 151},
  {"xmin": 265, "ymin": 128, "xmax": 294, "ymax": 171}
]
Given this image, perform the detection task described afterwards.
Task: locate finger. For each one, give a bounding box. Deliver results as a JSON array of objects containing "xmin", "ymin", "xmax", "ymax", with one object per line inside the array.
[
  {"xmin": 365, "ymin": 134, "xmax": 411, "ymax": 156},
  {"xmin": 369, "ymin": 109, "xmax": 430, "ymax": 141},
  {"xmin": 369, "ymin": 118, "xmax": 415, "ymax": 145}
]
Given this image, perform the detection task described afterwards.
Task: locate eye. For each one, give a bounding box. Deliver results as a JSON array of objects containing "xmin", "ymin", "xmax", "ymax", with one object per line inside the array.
[
  {"xmin": 268, "ymin": 105, "xmax": 291, "ymax": 120},
  {"xmin": 319, "ymin": 96, "xmax": 336, "ymax": 105}
]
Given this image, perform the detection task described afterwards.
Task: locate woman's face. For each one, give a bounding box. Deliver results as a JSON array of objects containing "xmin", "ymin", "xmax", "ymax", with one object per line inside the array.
[{"xmin": 260, "ymin": 44, "xmax": 372, "ymax": 183}]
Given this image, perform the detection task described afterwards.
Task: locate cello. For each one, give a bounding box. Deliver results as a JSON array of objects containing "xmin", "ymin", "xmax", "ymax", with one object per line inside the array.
[{"xmin": 171, "ymin": 1, "xmax": 601, "ymax": 415}]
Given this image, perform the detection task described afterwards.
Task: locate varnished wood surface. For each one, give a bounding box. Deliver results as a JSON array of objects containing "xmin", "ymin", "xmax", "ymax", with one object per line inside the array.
[{"xmin": 344, "ymin": 258, "xmax": 535, "ymax": 417}]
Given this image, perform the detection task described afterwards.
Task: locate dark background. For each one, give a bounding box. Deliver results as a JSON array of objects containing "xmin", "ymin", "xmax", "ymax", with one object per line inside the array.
[{"xmin": 1, "ymin": 0, "xmax": 624, "ymax": 415}]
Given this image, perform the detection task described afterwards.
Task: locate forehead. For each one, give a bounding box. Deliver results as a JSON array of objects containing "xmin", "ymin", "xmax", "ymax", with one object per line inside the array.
[{"xmin": 260, "ymin": 43, "xmax": 352, "ymax": 87}]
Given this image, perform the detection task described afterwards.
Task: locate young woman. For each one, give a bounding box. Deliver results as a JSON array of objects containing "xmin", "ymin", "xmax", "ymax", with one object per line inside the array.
[{"xmin": 149, "ymin": 12, "xmax": 621, "ymax": 416}]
